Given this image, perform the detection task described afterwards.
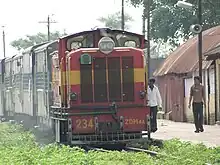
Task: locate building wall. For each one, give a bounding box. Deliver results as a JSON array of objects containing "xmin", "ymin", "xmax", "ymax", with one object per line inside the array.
[
  {"xmin": 157, "ymin": 74, "xmax": 185, "ymax": 122},
  {"xmin": 216, "ymin": 59, "xmax": 220, "ymax": 121},
  {"xmin": 156, "ymin": 65, "xmax": 216, "ymax": 124}
]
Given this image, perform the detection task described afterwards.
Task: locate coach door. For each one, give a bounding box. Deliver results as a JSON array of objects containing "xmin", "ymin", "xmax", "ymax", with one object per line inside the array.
[
  {"xmin": 13, "ymin": 56, "xmax": 23, "ymax": 117},
  {"xmin": 4, "ymin": 59, "xmax": 14, "ymax": 118},
  {"xmin": 35, "ymin": 50, "xmax": 47, "ymax": 128},
  {"xmin": 0, "ymin": 60, "xmax": 4, "ymax": 118}
]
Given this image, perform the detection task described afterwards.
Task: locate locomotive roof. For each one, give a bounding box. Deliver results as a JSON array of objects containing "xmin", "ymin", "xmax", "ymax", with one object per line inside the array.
[
  {"xmin": 22, "ymin": 42, "xmax": 49, "ymax": 54},
  {"xmin": 34, "ymin": 40, "xmax": 58, "ymax": 53},
  {"xmin": 60, "ymin": 28, "xmax": 145, "ymax": 40}
]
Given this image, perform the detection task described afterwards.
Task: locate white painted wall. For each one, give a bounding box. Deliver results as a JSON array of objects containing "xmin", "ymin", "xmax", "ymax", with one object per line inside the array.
[
  {"xmin": 184, "ymin": 68, "xmax": 216, "ymax": 124},
  {"xmin": 209, "ymin": 68, "xmax": 215, "ymax": 95},
  {"xmin": 184, "ymin": 77, "xmax": 194, "ymax": 97}
]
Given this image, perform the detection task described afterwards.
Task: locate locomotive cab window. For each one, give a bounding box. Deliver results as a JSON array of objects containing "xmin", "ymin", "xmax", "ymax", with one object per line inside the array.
[
  {"xmin": 70, "ymin": 42, "xmax": 82, "ymax": 49},
  {"xmin": 124, "ymin": 40, "xmax": 137, "ymax": 47},
  {"xmin": 67, "ymin": 33, "xmax": 94, "ymax": 50},
  {"xmin": 99, "ymin": 31, "xmax": 141, "ymax": 48},
  {"xmin": 116, "ymin": 33, "xmax": 140, "ymax": 48}
]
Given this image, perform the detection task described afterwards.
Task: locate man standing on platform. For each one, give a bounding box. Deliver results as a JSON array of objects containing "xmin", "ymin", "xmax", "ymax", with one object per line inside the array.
[
  {"xmin": 188, "ymin": 76, "xmax": 205, "ymax": 133},
  {"xmin": 147, "ymin": 78, "xmax": 162, "ymax": 133}
]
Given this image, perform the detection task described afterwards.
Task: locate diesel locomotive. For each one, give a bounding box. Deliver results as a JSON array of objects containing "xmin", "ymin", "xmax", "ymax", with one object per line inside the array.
[{"xmin": 0, "ymin": 28, "xmax": 151, "ymax": 145}]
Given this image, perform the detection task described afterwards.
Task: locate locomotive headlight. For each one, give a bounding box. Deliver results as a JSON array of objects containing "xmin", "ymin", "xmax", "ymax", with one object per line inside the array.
[
  {"xmin": 70, "ymin": 92, "xmax": 77, "ymax": 101},
  {"xmin": 98, "ymin": 37, "xmax": 115, "ymax": 54}
]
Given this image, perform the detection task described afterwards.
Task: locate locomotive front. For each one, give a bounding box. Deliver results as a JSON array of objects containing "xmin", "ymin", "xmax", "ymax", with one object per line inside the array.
[{"xmin": 52, "ymin": 29, "xmax": 151, "ymax": 145}]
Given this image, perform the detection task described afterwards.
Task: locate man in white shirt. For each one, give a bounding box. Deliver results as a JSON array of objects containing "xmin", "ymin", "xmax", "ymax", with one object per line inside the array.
[{"xmin": 147, "ymin": 78, "xmax": 162, "ymax": 132}]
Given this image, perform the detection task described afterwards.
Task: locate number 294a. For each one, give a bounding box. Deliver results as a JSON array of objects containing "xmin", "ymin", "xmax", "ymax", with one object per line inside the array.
[{"xmin": 125, "ymin": 119, "xmax": 145, "ymax": 125}]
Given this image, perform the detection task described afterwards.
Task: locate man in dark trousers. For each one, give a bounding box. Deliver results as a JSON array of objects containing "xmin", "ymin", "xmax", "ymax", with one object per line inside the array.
[
  {"xmin": 188, "ymin": 76, "xmax": 205, "ymax": 133},
  {"xmin": 147, "ymin": 78, "xmax": 162, "ymax": 132}
]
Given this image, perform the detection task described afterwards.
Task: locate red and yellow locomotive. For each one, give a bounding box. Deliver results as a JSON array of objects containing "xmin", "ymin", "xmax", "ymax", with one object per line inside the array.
[{"xmin": 51, "ymin": 28, "xmax": 150, "ymax": 145}]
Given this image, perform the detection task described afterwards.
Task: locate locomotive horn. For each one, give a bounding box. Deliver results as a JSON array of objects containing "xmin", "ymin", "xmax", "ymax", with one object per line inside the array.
[{"xmin": 190, "ymin": 24, "xmax": 202, "ymax": 34}]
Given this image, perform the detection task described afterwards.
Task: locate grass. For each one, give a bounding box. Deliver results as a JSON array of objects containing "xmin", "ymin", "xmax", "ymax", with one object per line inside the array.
[{"xmin": 0, "ymin": 122, "xmax": 220, "ymax": 165}]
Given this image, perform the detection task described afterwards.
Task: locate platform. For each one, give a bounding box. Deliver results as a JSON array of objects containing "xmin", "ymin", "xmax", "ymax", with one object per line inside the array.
[{"xmin": 145, "ymin": 119, "xmax": 220, "ymax": 147}]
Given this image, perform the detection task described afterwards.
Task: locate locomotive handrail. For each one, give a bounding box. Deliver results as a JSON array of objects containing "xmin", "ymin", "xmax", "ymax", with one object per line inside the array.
[
  {"xmin": 51, "ymin": 111, "xmax": 116, "ymax": 116},
  {"xmin": 50, "ymin": 104, "xmax": 146, "ymax": 111},
  {"xmin": 109, "ymin": 102, "xmax": 119, "ymax": 123},
  {"xmin": 50, "ymin": 103, "xmax": 147, "ymax": 117}
]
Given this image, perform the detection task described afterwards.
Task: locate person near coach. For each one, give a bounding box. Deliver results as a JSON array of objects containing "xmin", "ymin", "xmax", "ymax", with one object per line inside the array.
[
  {"xmin": 188, "ymin": 76, "xmax": 206, "ymax": 133},
  {"xmin": 147, "ymin": 78, "xmax": 162, "ymax": 133}
]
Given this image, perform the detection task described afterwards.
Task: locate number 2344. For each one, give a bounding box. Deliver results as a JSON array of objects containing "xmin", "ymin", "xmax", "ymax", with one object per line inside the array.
[{"xmin": 75, "ymin": 119, "xmax": 94, "ymax": 129}]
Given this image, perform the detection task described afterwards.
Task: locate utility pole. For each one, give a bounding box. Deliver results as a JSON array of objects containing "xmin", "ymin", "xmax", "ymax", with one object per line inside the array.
[
  {"xmin": 142, "ymin": 0, "xmax": 151, "ymax": 79},
  {"xmin": 39, "ymin": 15, "xmax": 57, "ymax": 41},
  {"xmin": 2, "ymin": 26, "xmax": 6, "ymax": 58},
  {"xmin": 198, "ymin": 0, "xmax": 202, "ymax": 83},
  {"xmin": 176, "ymin": 0, "xmax": 203, "ymax": 82},
  {"xmin": 147, "ymin": 0, "xmax": 151, "ymax": 79},
  {"xmin": 121, "ymin": 0, "xmax": 125, "ymax": 30},
  {"xmin": 142, "ymin": 4, "xmax": 146, "ymax": 36}
]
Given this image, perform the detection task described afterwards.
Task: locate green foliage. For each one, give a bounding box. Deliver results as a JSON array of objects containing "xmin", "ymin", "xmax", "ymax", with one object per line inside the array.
[
  {"xmin": 150, "ymin": 139, "xmax": 220, "ymax": 165},
  {"xmin": 10, "ymin": 31, "xmax": 67, "ymax": 50},
  {"xmin": 128, "ymin": 0, "xmax": 220, "ymax": 46},
  {"xmin": 0, "ymin": 123, "xmax": 220, "ymax": 165},
  {"xmin": 0, "ymin": 122, "xmax": 36, "ymax": 147},
  {"xmin": 97, "ymin": 11, "xmax": 133, "ymax": 30}
]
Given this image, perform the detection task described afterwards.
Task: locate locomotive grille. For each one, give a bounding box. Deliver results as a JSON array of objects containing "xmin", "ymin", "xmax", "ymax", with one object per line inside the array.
[
  {"xmin": 80, "ymin": 56, "xmax": 134, "ymax": 103},
  {"xmin": 80, "ymin": 64, "xmax": 93, "ymax": 103}
]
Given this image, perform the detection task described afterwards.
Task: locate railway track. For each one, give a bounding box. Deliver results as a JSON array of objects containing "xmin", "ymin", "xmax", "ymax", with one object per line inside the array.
[
  {"xmin": 85, "ymin": 145, "xmax": 181, "ymax": 160},
  {"xmin": 123, "ymin": 147, "xmax": 158, "ymax": 156},
  {"xmin": 84, "ymin": 145, "xmax": 160, "ymax": 157},
  {"xmin": 84, "ymin": 146, "xmax": 111, "ymax": 152},
  {"xmin": 124, "ymin": 147, "xmax": 178, "ymax": 159}
]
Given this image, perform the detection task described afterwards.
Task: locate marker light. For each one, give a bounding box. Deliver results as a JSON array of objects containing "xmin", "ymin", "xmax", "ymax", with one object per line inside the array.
[
  {"xmin": 70, "ymin": 92, "xmax": 77, "ymax": 101},
  {"xmin": 80, "ymin": 53, "xmax": 92, "ymax": 65}
]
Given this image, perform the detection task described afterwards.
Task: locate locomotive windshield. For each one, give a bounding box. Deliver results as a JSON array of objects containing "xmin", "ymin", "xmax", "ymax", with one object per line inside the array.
[
  {"xmin": 101, "ymin": 32, "xmax": 141, "ymax": 48},
  {"xmin": 67, "ymin": 33, "xmax": 94, "ymax": 50},
  {"xmin": 66, "ymin": 29, "xmax": 142, "ymax": 51}
]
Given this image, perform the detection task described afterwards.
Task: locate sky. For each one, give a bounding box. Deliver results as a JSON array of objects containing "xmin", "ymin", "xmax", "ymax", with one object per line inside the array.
[{"xmin": 0, "ymin": 0, "xmax": 143, "ymax": 58}]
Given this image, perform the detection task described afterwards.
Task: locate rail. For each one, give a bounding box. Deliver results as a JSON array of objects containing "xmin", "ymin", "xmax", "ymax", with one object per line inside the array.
[
  {"xmin": 124, "ymin": 147, "xmax": 158, "ymax": 156},
  {"xmin": 86, "ymin": 145, "xmax": 180, "ymax": 160},
  {"xmin": 84, "ymin": 145, "xmax": 160, "ymax": 157}
]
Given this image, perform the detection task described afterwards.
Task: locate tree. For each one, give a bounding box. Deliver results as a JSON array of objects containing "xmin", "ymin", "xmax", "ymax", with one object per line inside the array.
[
  {"xmin": 11, "ymin": 31, "xmax": 67, "ymax": 50},
  {"xmin": 128, "ymin": 0, "xmax": 220, "ymax": 46},
  {"xmin": 97, "ymin": 11, "xmax": 133, "ymax": 30}
]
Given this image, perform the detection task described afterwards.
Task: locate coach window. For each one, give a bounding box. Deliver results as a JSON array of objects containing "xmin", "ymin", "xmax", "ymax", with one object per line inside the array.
[
  {"xmin": 14, "ymin": 58, "xmax": 22, "ymax": 74},
  {"xmin": 37, "ymin": 52, "xmax": 45, "ymax": 73},
  {"xmin": 5, "ymin": 61, "xmax": 10, "ymax": 77},
  {"xmin": 23, "ymin": 52, "xmax": 30, "ymax": 72}
]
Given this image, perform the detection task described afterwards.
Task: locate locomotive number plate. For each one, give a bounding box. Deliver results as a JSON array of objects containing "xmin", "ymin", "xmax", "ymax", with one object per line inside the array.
[
  {"xmin": 124, "ymin": 119, "xmax": 145, "ymax": 125},
  {"xmin": 75, "ymin": 118, "xmax": 94, "ymax": 129}
]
